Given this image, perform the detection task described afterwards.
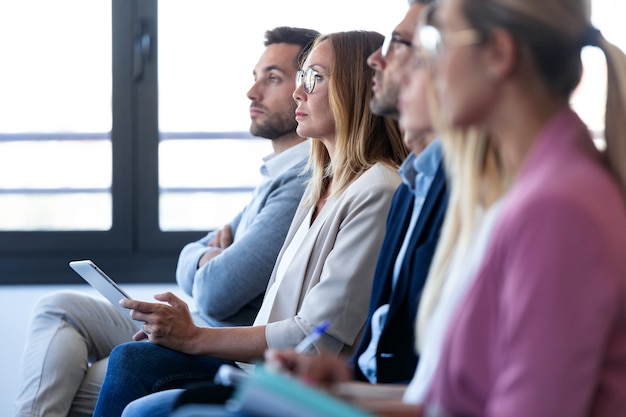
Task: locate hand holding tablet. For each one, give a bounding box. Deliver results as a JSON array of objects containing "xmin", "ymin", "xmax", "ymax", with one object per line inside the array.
[{"xmin": 69, "ymin": 259, "xmax": 143, "ymax": 330}]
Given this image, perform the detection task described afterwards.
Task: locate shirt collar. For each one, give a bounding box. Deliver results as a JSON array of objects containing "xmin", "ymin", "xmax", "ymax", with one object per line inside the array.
[
  {"xmin": 260, "ymin": 140, "xmax": 310, "ymax": 179},
  {"xmin": 399, "ymin": 138, "xmax": 442, "ymax": 191}
]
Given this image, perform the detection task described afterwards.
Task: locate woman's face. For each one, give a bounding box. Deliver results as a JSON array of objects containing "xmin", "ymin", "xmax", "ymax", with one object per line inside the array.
[
  {"xmin": 432, "ymin": 0, "xmax": 497, "ymax": 128},
  {"xmin": 293, "ymin": 40, "xmax": 336, "ymax": 142}
]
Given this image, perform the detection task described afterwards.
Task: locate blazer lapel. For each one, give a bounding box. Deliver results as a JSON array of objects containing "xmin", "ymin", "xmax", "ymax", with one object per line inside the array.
[
  {"xmin": 387, "ymin": 162, "xmax": 446, "ymax": 314},
  {"xmin": 367, "ymin": 184, "xmax": 415, "ymax": 314},
  {"xmin": 265, "ymin": 201, "xmax": 329, "ymax": 322}
]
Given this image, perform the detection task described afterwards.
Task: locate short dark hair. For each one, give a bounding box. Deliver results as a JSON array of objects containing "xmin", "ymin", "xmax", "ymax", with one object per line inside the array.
[
  {"xmin": 264, "ymin": 26, "xmax": 320, "ymax": 69},
  {"xmin": 408, "ymin": 0, "xmax": 436, "ymax": 5}
]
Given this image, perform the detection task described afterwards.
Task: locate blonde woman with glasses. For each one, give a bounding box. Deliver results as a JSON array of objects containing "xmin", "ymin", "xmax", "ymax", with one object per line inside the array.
[
  {"xmin": 412, "ymin": 0, "xmax": 626, "ymax": 416},
  {"xmin": 92, "ymin": 30, "xmax": 408, "ymax": 417}
]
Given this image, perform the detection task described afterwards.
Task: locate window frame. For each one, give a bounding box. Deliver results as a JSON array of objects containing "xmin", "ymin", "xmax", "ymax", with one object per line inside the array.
[
  {"xmin": 0, "ymin": 0, "xmax": 618, "ymax": 285},
  {"xmin": 0, "ymin": 0, "xmax": 205, "ymax": 285}
]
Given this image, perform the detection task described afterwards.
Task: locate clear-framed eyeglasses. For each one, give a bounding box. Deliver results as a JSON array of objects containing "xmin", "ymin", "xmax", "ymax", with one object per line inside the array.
[
  {"xmin": 417, "ymin": 25, "xmax": 481, "ymax": 58},
  {"xmin": 295, "ymin": 68, "xmax": 328, "ymax": 94},
  {"xmin": 381, "ymin": 33, "xmax": 413, "ymax": 58},
  {"xmin": 415, "ymin": 3, "xmax": 482, "ymax": 60}
]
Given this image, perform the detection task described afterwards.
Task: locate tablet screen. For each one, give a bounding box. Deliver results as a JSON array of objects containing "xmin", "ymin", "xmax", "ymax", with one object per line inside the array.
[{"xmin": 69, "ymin": 259, "xmax": 142, "ymax": 329}]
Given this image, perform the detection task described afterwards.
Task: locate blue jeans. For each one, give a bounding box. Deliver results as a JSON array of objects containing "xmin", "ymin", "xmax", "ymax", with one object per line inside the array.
[{"xmin": 92, "ymin": 341, "xmax": 234, "ymax": 417}]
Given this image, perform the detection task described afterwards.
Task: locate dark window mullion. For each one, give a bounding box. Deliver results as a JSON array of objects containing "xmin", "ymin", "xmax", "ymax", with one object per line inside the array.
[
  {"xmin": 135, "ymin": 0, "xmax": 207, "ymax": 251},
  {"xmin": 110, "ymin": 0, "xmax": 136, "ymax": 251}
]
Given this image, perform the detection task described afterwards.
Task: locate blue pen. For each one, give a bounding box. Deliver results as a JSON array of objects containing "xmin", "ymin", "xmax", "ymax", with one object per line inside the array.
[{"xmin": 295, "ymin": 320, "xmax": 331, "ymax": 354}]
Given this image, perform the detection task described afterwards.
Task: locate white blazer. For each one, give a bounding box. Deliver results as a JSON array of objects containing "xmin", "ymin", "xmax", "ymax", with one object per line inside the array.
[{"xmin": 261, "ymin": 162, "xmax": 401, "ymax": 357}]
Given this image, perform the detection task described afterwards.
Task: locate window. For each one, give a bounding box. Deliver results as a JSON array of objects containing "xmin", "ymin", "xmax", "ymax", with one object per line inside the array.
[
  {"xmin": 0, "ymin": 0, "xmax": 406, "ymax": 284},
  {"xmin": 0, "ymin": 1, "xmax": 112, "ymax": 232},
  {"xmin": 155, "ymin": 0, "xmax": 407, "ymax": 231},
  {"xmin": 0, "ymin": 1, "xmax": 622, "ymax": 284}
]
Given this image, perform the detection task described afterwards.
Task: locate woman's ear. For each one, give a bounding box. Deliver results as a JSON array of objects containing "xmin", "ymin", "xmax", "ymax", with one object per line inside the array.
[{"xmin": 482, "ymin": 28, "xmax": 518, "ymax": 82}]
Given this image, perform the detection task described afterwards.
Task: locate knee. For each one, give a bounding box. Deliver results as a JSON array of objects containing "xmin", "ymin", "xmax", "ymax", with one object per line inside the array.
[
  {"xmin": 108, "ymin": 342, "xmax": 158, "ymax": 374},
  {"xmin": 33, "ymin": 290, "xmax": 90, "ymax": 317}
]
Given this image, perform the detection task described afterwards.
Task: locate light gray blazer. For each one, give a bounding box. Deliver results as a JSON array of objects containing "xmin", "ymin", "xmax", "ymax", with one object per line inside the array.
[{"xmin": 263, "ymin": 162, "xmax": 401, "ymax": 357}]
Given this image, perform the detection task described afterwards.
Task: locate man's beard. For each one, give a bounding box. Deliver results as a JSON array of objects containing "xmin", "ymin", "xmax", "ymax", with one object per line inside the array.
[
  {"xmin": 250, "ymin": 111, "xmax": 298, "ymax": 140},
  {"xmin": 370, "ymin": 86, "xmax": 400, "ymax": 119}
]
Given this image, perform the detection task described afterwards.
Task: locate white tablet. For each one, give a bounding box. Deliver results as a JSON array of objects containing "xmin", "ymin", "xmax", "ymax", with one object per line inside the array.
[{"xmin": 69, "ymin": 259, "xmax": 143, "ymax": 329}]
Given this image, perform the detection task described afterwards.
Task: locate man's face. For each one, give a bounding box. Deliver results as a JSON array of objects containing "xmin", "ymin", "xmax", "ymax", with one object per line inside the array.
[
  {"xmin": 366, "ymin": 3, "xmax": 426, "ymax": 118},
  {"xmin": 246, "ymin": 43, "xmax": 302, "ymax": 140}
]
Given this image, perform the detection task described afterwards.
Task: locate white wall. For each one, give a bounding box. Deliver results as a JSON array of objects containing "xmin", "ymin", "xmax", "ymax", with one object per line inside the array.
[{"xmin": 1, "ymin": 283, "xmax": 186, "ymax": 414}]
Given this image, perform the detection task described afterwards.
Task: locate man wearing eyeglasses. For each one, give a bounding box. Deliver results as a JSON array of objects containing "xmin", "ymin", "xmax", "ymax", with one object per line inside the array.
[
  {"xmin": 13, "ymin": 26, "xmax": 319, "ymax": 417},
  {"xmin": 352, "ymin": 0, "xmax": 445, "ymax": 387},
  {"xmin": 176, "ymin": 27, "xmax": 319, "ymax": 329}
]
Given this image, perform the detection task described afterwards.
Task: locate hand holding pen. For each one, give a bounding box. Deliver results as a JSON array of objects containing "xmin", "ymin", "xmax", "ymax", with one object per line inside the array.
[{"xmin": 265, "ymin": 351, "xmax": 352, "ymax": 388}]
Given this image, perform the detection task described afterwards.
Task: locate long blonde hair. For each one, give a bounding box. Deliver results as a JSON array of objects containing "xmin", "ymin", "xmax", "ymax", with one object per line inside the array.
[
  {"xmin": 416, "ymin": 128, "xmax": 508, "ymax": 350},
  {"xmin": 414, "ymin": 18, "xmax": 511, "ymax": 347},
  {"xmin": 303, "ymin": 31, "xmax": 408, "ymax": 207}
]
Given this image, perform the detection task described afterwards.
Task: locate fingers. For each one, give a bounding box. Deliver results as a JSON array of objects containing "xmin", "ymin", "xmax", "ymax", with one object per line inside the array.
[
  {"xmin": 120, "ymin": 298, "xmax": 156, "ymax": 313},
  {"xmin": 120, "ymin": 299, "xmax": 168, "ymax": 322},
  {"xmin": 265, "ymin": 349, "xmax": 300, "ymax": 373},
  {"xmin": 206, "ymin": 223, "xmax": 228, "ymax": 247},
  {"xmin": 218, "ymin": 225, "xmax": 233, "ymax": 248},
  {"xmin": 130, "ymin": 305, "xmax": 201, "ymax": 353},
  {"xmin": 212, "ymin": 226, "xmax": 226, "ymax": 248},
  {"xmin": 133, "ymin": 328, "xmax": 148, "ymax": 341},
  {"xmin": 120, "ymin": 293, "xmax": 188, "ymax": 326},
  {"xmin": 264, "ymin": 350, "xmax": 351, "ymax": 387},
  {"xmin": 135, "ymin": 315, "xmax": 166, "ymax": 342},
  {"xmin": 198, "ymin": 248, "xmax": 223, "ymax": 268},
  {"xmin": 118, "ymin": 291, "xmax": 200, "ymax": 353},
  {"xmin": 153, "ymin": 292, "xmax": 188, "ymax": 310},
  {"xmin": 213, "ymin": 228, "xmax": 223, "ymax": 247},
  {"xmin": 266, "ymin": 349, "xmax": 310, "ymax": 372},
  {"xmin": 205, "ymin": 225, "xmax": 232, "ymax": 250}
]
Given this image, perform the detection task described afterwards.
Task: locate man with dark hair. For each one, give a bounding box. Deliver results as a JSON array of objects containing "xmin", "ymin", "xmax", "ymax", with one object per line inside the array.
[
  {"xmin": 13, "ymin": 26, "xmax": 319, "ymax": 417},
  {"xmin": 353, "ymin": 0, "xmax": 443, "ymax": 386},
  {"xmin": 176, "ymin": 26, "xmax": 320, "ymax": 328}
]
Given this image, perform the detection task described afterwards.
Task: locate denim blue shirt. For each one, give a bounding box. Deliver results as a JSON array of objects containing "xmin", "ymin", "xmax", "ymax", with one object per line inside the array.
[
  {"xmin": 358, "ymin": 139, "xmax": 442, "ymax": 383},
  {"xmin": 392, "ymin": 139, "xmax": 442, "ymax": 287}
]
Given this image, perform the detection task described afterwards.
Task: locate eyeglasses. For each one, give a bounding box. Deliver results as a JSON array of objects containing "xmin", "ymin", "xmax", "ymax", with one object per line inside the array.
[
  {"xmin": 295, "ymin": 68, "xmax": 329, "ymax": 94},
  {"xmin": 381, "ymin": 33, "xmax": 413, "ymax": 58},
  {"xmin": 417, "ymin": 24, "xmax": 482, "ymax": 59}
]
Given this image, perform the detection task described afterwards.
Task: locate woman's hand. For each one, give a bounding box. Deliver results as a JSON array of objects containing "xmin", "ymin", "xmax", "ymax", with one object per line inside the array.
[
  {"xmin": 265, "ymin": 349, "xmax": 423, "ymax": 417},
  {"xmin": 120, "ymin": 292, "xmax": 202, "ymax": 353},
  {"xmin": 264, "ymin": 349, "xmax": 352, "ymax": 387}
]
